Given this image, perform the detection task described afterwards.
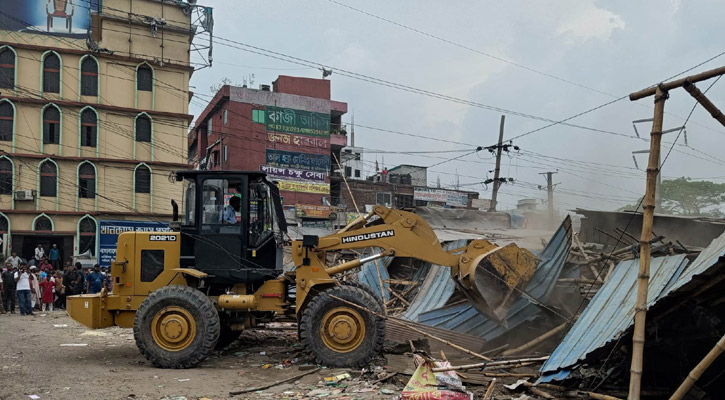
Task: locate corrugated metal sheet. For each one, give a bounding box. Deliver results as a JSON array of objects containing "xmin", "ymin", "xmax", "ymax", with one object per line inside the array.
[
  {"xmin": 539, "ymin": 254, "xmax": 689, "ymax": 382},
  {"xmin": 401, "ymin": 240, "xmax": 468, "ymax": 321},
  {"xmin": 667, "ymin": 232, "xmax": 725, "ymax": 294},
  {"xmin": 417, "ymin": 216, "xmax": 572, "ymax": 341},
  {"xmin": 358, "ymin": 248, "xmax": 393, "ymax": 302}
]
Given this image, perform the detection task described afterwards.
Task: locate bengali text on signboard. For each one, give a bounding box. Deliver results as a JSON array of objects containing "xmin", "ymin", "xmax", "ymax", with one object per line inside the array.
[
  {"xmin": 260, "ymin": 165, "xmax": 326, "ymax": 182},
  {"xmin": 97, "ymin": 220, "xmax": 171, "ymax": 267},
  {"xmin": 267, "ymin": 132, "xmax": 329, "ymax": 149},
  {"xmin": 295, "ymin": 204, "xmax": 337, "ymax": 219},
  {"xmin": 277, "ymin": 180, "xmax": 330, "ymax": 194},
  {"xmin": 266, "ymin": 106, "xmax": 330, "ymax": 138},
  {"xmin": 266, "ymin": 149, "xmax": 330, "ymax": 173},
  {"xmin": 414, "ymin": 187, "xmax": 469, "ymax": 207}
]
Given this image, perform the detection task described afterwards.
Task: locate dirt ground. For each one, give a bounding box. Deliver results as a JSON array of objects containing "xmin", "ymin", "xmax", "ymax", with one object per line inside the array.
[{"xmin": 0, "ymin": 312, "xmax": 497, "ymax": 400}]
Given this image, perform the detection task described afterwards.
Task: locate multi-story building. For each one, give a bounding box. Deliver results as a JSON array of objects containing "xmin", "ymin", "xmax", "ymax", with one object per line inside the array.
[
  {"xmin": 0, "ymin": 1, "xmax": 205, "ymax": 263},
  {"xmin": 189, "ymin": 76, "xmax": 349, "ymax": 207}
]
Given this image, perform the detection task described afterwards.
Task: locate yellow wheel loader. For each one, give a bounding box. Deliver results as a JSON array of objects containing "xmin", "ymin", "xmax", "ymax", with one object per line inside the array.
[{"xmin": 67, "ymin": 171, "xmax": 538, "ymax": 369}]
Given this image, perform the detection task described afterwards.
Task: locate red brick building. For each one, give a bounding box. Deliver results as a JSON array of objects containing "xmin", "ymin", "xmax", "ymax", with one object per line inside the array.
[{"xmin": 189, "ymin": 76, "xmax": 348, "ymax": 205}]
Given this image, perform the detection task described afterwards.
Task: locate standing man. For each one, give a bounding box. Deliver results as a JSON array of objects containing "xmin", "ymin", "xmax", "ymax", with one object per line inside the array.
[
  {"xmin": 5, "ymin": 252, "xmax": 20, "ymax": 269},
  {"xmin": 34, "ymin": 244, "xmax": 45, "ymax": 264},
  {"xmin": 49, "ymin": 244, "xmax": 60, "ymax": 270},
  {"xmin": 14, "ymin": 264, "xmax": 33, "ymax": 315},
  {"xmin": 72, "ymin": 263, "xmax": 85, "ymax": 295},
  {"xmin": 0, "ymin": 272, "xmax": 6, "ymax": 314},
  {"xmin": 2, "ymin": 263, "xmax": 15, "ymax": 313},
  {"xmin": 86, "ymin": 265, "xmax": 104, "ymax": 294}
]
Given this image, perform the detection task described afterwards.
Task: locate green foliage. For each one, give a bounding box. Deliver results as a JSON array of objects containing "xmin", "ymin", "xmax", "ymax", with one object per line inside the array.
[
  {"xmin": 660, "ymin": 177, "xmax": 725, "ymax": 217},
  {"xmin": 616, "ymin": 178, "xmax": 725, "ymax": 217}
]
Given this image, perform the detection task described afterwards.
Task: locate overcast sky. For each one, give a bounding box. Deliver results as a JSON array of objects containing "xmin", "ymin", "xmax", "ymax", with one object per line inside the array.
[{"xmin": 188, "ymin": 0, "xmax": 725, "ymax": 213}]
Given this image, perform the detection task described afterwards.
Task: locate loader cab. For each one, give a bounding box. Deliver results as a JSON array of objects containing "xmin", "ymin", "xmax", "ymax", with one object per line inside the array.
[{"xmin": 174, "ymin": 170, "xmax": 286, "ymax": 286}]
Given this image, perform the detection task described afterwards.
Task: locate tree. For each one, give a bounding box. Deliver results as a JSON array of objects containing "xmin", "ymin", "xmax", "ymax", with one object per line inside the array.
[
  {"xmin": 660, "ymin": 177, "xmax": 725, "ymax": 217},
  {"xmin": 616, "ymin": 178, "xmax": 725, "ymax": 217}
]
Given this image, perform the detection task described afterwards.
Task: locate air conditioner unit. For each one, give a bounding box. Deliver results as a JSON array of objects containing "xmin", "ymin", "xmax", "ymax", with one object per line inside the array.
[{"xmin": 14, "ymin": 190, "xmax": 36, "ymax": 201}]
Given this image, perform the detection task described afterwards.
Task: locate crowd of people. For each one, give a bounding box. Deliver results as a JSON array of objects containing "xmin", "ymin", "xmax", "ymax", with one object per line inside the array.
[{"xmin": 0, "ymin": 245, "xmax": 111, "ymax": 316}]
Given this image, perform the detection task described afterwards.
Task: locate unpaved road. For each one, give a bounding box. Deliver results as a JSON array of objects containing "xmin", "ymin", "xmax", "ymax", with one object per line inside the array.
[{"xmin": 0, "ymin": 312, "xmax": 403, "ymax": 400}]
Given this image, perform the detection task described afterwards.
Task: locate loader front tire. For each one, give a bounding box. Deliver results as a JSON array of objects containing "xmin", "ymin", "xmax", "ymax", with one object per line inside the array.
[
  {"xmin": 300, "ymin": 285, "xmax": 384, "ymax": 368},
  {"xmin": 134, "ymin": 285, "xmax": 220, "ymax": 368}
]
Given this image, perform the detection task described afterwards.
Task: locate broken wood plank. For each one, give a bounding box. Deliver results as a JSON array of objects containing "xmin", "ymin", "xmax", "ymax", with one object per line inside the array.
[
  {"xmin": 384, "ymin": 279, "xmax": 417, "ymax": 286},
  {"xmin": 400, "ymin": 281, "xmax": 419, "ymax": 297},
  {"xmin": 483, "ymin": 378, "xmax": 496, "ymax": 400},
  {"xmin": 430, "ymin": 356, "xmax": 549, "ymax": 372},
  {"xmin": 229, "ymin": 367, "xmax": 321, "ymax": 395},
  {"xmin": 389, "ymin": 288, "xmax": 411, "ymax": 307},
  {"xmin": 502, "ymin": 323, "xmax": 568, "ymax": 356}
]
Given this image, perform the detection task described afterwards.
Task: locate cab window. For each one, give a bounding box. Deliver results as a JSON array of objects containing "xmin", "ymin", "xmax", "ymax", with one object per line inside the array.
[
  {"xmin": 249, "ymin": 181, "xmax": 274, "ymax": 246},
  {"xmin": 201, "ymin": 178, "xmax": 242, "ymax": 233},
  {"xmin": 182, "ymin": 179, "xmax": 196, "ymax": 226}
]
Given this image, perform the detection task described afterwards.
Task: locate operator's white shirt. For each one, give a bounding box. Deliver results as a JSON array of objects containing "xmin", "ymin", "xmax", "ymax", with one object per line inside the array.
[{"xmin": 220, "ymin": 205, "xmax": 237, "ymax": 224}]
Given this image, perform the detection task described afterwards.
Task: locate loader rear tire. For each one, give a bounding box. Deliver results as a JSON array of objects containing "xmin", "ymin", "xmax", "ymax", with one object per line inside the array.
[
  {"xmin": 300, "ymin": 285, "xmax": 384, "ymax": 368},
  {"xmin": 134, "ymin": 285, "xmax": 220, "ymax": 369}
]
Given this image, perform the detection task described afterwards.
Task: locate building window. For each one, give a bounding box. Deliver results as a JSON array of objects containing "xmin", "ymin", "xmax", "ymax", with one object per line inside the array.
[
  {"xmin": 223, "ymin": 145, "xmax": 228, "ymax": 162},
  {"xmin": 354, "ymin": 152, "xmax": 361, "ymax": 161},
  {"xmin": 135, "ymin": 114, "xmax": 151, "ymax": 142},
  {"xmin": 0, "ymin": 48, "xmax": 15, "ymax": 89},
  {"xmin": 376, "ymin": 192, "xmax": 392, "ymax": 206},
  {"xmin": 137, "ymin": 64, "xmax": 153, "ymax": 91},
  {"xmin": 34, "ymin": 215, "xmax": 52, "ymax": 231},
  {"xmin": 135, "ymin": 165, "xmax": 151, "ymax": 194},
  {"xmin": 43, "ymin": 105, "xmax": 60, "ymax": 144},
  {"xmin": 0, "ymin": 101, "xmax": 13, "ymax": 142},
  {"xmin": 395, "ymin": 194, "xmax": 414, "ymax": 209},
  {"xmin": 207, "ymin": 118, "xmax": 212, "ymax": 136},
  {"xmin": 344, "ymin": 166, "xmax": 351, "ymax": 177},
  {"xmin": 43, "ymin": 53, "xmax": 60, "ymax": 94},
  {"xmin": 39, "ymin": 160, "xmax": 57, "ymax": 197},
  {"xmin": 0, "ymin": 214, "xmax": 8, "ymax": 234},
  {"xmin": 223, "ymin": 109, "xmax": 228, "ymax": 125},
  {"xmin": 0, "ymin": 158, "xmax": 11, "ymax": 195},
  {"xmin": 78, "ymin": 216, "xmax": 96, "ymax": 255},
  {"xmin": 354, "ymin": 169, "xmax": 361, "ymax": 178},
  {"xmin": 80, "ymin": 57, "xmax": 98, "ymax": 96},
  {"xmin": 252, "ymin": 109, "xmax": 265, "ymax": 123},
  {"xmin": 80, "ymin": 108, "xmax": 97, "ymax": 147},
  {"xmin": 78, "ymin": 163, "xmax": 96, "ymax": 199}
]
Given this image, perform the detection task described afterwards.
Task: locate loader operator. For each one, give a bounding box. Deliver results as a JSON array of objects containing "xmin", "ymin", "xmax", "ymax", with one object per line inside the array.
[{"xmin": 220, "ymin": 195, "xmax": 241, "ymax": 224}]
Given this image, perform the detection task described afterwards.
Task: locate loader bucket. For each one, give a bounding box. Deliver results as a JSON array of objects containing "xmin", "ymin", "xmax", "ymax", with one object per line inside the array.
[{"xmin": 455, "ymin": 242, "xmax": 539, "ymax": 325}]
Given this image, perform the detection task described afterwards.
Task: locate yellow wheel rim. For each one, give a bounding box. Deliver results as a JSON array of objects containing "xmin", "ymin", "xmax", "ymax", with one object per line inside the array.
[
  {"xmin": 320, "ymin": 306, "xmax": 366, "ymax": 353},
  {"xmin": 151, "ymin": 306, "xmax": 196, "ymax": 352}
]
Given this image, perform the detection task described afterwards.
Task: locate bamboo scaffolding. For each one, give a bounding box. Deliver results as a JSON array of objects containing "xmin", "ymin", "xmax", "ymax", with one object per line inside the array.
[{"xmin": 628, "ymin": 64, "xmax": 725, "ymax": 400}]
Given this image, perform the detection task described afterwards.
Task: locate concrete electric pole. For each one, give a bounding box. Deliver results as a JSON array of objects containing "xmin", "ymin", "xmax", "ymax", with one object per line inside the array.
[
  {"xmin": 488, "ymin": 115, "xmax": 506, "ymax": 212},
  {"xmin": 540, "ymin": 171, "xmax": 557, "ymax": 228}
]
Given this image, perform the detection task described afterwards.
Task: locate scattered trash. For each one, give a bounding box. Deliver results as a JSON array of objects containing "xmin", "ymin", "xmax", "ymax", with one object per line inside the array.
[
  {"xmin": 324, "ymin": 372, "xmax": 351, "ymax": 385},
  {"xmin": 176, "ymin": 378, "xmax": 191, "ymax": 382},
  {"xmin": 28, "ymin": 396, "xmax": 40, "ymax": 400},
  {"xmin": 379, "ymin": 388, "xmax": 395, "ymax": 395},
  {"xmin": 237, "ymin": 370, "xmax": 245, "ymax": 376},
  {"xmin": 80, "ymin": 330, "xmax": 109, "ymax": 337},
  {"xmin": 259, "ymin": 351, "xmax": 266, "ymax": 355},
  {"xmin": 401, "ymin": 354, "xmax": 472, "ymax": 400},
  {"xmin": 261, "ymin": 363, "xmax": 272, "ymax": 369},
  {"xmin": 52, "ymin": 324, "xmax": 68, "ymax": 328},
  {"xmin": 59, "ymin": 344, "xmax": 88, "ymax": 347},
  {"xmin": 307, "ymin": 389, "xmax": 330, "ymax": 397}
]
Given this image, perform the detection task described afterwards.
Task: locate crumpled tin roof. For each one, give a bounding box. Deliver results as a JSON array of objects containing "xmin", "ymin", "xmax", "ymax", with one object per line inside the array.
[
  {"xmin": 401, "ymin": 240, "xmax": 469, "ymax": 321},
  {"xmin": 417, "ymin": 216, "xmax": 572, "ymax": 341},
  {"xmin": 539, "ymin": 253, "xmax": 690, "ymax": 382},
  {"xmin": 358, "ymin": 247, "xmax": 393, "ymax": 302}
]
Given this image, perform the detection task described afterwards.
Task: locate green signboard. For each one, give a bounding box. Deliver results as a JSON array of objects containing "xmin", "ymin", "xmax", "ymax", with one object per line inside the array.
[{"xmin": 265, "ymin": 106, "xmax": 330, "ymax": 138}]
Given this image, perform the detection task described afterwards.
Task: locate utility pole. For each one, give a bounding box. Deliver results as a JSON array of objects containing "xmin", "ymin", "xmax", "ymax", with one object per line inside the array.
[
  {"xmin": 488, "ymin": 115, "xmax": 505, "ymax": 211},
  {"xmin": 540, "ymin": 172, "xmax": 557, "ymax": 228},
  {"xmin": 632, "ymin": 150, "xmax": 662, "ymax": 209}
]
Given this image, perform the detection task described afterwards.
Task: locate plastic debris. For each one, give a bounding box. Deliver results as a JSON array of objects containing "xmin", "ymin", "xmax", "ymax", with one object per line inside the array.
[
  {"xmin": 324, "ymin": 373, "xmax": 351, "ymax": 385},
  {"xmin": 59, "ymin": 344, "xmax": 88, "ymax": 347}
]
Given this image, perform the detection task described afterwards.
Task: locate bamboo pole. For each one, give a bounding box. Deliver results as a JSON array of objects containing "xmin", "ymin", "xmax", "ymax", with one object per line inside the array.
[
  {"xmin": 483, "ymin": 378, "xmax": 496, "ymax": 400},
  {"xmin": 630, "ymin": 65, "xmax": 725, "ymax": 100},
  {"xmin": 502, "ymin": 323, "xmax": 568, "ymax": 356},
  {"xmin": 229, "ymin": 368, "xmax": 321, "ymax": 395},
  {"xmin": 682, "ymin": 81, "xmax": 725, "ymax": 128},
  {"xmin": 628, "ymin": 85, "xmax": 667, "ymax": 400},
  {"xmin": 430, "ymin": 356, "xmax": 549, "ymax": 372},
  {"xmin": 373, "ymin": 259, "xmax": 389, "ymax": 316},
  {"xmin": 669, "ymin": 333, "xmax": 725, "ymax": 400}
]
